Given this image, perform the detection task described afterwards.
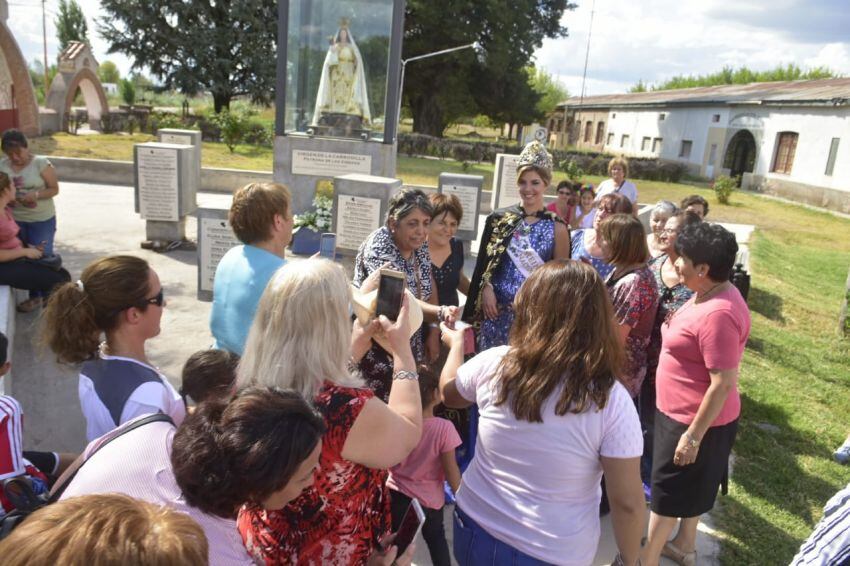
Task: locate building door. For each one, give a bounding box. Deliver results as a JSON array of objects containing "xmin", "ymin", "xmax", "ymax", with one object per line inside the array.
[{"xmin": 724, "ymin": 130, "xmax": 757, "ymax": 186}]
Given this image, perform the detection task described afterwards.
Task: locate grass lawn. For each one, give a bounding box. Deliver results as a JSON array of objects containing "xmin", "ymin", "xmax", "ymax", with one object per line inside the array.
[{"xmin": 30, "ymin": 132, "xmax": 850, "ymax": 561}]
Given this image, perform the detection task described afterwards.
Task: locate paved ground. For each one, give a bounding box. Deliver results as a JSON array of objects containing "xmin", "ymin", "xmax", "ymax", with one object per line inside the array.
[{"xmin": 11, "ymin": 181, "xmax": 721, "ymax": 564}]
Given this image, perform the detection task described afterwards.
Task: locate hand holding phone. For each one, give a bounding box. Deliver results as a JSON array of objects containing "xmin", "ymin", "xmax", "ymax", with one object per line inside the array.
[
  {"xmin": 375, "ymin": 269, "xmax": 405, "ymax": 321},
  {"xmin": 386, "ymin": 498, "xmax": 425, "ymax": 556}
]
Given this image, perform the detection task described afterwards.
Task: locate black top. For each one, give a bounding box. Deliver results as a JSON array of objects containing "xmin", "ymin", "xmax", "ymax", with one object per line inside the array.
[{"xmin": 432, "ymin": 238, "xmax": 465, "ymax": 306}]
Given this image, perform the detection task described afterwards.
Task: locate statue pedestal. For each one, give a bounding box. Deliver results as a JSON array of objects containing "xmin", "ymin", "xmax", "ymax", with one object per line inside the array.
[{"xmin": 313, "ymin": 113, "xmax": 371, "ymax": 140}]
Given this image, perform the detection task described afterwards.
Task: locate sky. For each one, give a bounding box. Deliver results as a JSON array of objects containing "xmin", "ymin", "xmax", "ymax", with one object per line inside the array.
[{"xmin": 8, "ymin": 0, "xmax": 850, "ymax": 96}]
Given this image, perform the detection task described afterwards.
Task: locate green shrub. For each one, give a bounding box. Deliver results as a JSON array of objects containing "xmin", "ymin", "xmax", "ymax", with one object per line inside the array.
[
  {"xmin": 119, "ymin": 79, "xmax": 136, "ymax": 106},
  {"xmin": 559, "ymin": 158, "xmax": 585, "ymax": 181},
  {"xmin": 713, "ymin": 175, "xmax": 737, "ymax": 204},
  {"xmin": 210, "ymin": 108, "xmax": 254, "ymax": 153}
]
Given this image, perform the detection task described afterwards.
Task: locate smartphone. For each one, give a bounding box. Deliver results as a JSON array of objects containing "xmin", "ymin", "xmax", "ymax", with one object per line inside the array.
[
  {"xmin": 392, "ymin": 498, "xmax": 426, "ymax": 555},
  {"xmin": 375, "ymin": 269, "xmax": 405, "ymax": 321},
  {"xmin": 319, "ymin": 232, "xmax": 336, "ymax": 259}
]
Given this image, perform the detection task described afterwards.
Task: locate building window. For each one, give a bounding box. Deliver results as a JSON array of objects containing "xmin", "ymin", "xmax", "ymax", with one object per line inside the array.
[
  {"xmin": 652, "ymin": 137, "xmax": 663, "ymax": 153},
  {"xmin": 825, "ymin": 138, "xmax": 840, "ymax": 176},
  {"xmin": 712, "ymin": 114, "xmax": 720, "ymax": 123},
  {"xmin": 679, "ymin": 140, "xmax": 693, "ymax": 159},
  {"xmin": 607, "ymin": 132, "xmax": 615, "ymax": 145},
  {"xmin": 612, "ymin": 113, "xmax": 617, "ymax": 119},
  {"xmin": 659, "ymin": 113, "xmax": 666, "ymax": 121},
  {"xmin": 584, "ymin": 121, "xmax": 593, "ymax": 143},
  {"xmin": 621, "ymin": 134, "xmax": 630, "ymax": 148},
  {"xmin": 772, "ymin": 132, "xmax": 798, "ymax": 174},
  {"xmin": 641, "ymin": 137, "xmax": 651, "ymax": 151},
  {"xmin": 595, "ymin": 122, "xmax": 605, "ymax": 144}
]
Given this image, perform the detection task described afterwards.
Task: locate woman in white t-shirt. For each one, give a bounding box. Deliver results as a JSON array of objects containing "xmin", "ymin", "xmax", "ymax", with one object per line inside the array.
[
  {"xmin": 439, "ymin": 260, "xmax": 645, "ymax": 566},
  {"xmin": 42, "ymin": 255, "xmax": 185, "ymax": 441},
  {"xmin": 595, "ymin": 156, "xmax": 638, "ymax": 205}
]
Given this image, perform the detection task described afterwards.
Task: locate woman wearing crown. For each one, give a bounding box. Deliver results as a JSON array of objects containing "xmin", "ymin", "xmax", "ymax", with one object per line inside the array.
[{"xmin": 463, "ymin": 141, "xmax": 571, "ymax": 351}]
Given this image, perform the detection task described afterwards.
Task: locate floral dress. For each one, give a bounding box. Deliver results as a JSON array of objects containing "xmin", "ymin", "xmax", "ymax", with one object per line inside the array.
[
  {"xmin": 571, "ymin": 229, "xmax": 614, "ymax": 280},
  {"xmin": 353, "ymin": 226, "xmax": 433, "ymax": 401},
  {"xmin": 478, "ymin": 218, "xmax": 556, "ymax": 350},
  {"xmin": 606, "ymin": 266, "xmax": 659, "ymax": 397},
  {"xmin": 238, "ymin": 382, "xmax": 389, "ymax": 565},
  {"xmin": 646, "ymin": 254, "xmax": 694, "ymax": 385}
]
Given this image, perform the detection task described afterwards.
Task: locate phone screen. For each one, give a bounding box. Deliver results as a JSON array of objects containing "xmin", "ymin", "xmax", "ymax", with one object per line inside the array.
[
  {"xmin": 393, "ymin": 499, "xmax": 425, "ymax": 555},
  {"xmin": 319, "ymin": 233, "xmax": 336, "ymax": 259},
  {"xmin": 375, "ymin": 271, "xmax": 404, "ymax": 321}
]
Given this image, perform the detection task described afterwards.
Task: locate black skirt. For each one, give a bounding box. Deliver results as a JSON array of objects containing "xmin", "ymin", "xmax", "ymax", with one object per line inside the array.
[{"xmin": 650, "ymin": 409, "xmax": 738, "ymax": 518}]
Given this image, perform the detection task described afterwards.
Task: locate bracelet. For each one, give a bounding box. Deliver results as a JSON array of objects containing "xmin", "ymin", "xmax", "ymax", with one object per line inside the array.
[
  {"xmin": 684, "ymin": 432, "xmax": 700, "ymax": 448},
  {"xmin": 392, "ymin": 370, "xmax": 419, "ymax": 381},
  {"xmin": 438, "ymin": 305, "xmax": 446, "ymax": 323}
]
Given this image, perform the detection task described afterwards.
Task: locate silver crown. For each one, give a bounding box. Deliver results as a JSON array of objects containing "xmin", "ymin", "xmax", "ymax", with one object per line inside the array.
[{"xmin": 516, "ymin": 141, "xmax": 552, "ymax": 174}]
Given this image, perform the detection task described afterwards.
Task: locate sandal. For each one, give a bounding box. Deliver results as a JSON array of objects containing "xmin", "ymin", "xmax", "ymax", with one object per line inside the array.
[
  {"xmin": 16, "ymin": 297, "xmax": 44, "ymax": 313},
  {"xmin": 662, "ymin": 541, "xmax": 697, "ymax": 566}
]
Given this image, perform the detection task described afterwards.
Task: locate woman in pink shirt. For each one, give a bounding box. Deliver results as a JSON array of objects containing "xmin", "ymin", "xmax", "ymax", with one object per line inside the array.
[{"xmin": 641, "ymin": 223, "xmax": 751, "ymax": 566}]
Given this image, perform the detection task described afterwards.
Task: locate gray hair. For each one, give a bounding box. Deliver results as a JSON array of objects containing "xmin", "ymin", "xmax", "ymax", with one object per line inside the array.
[
  {"xmin": 651, "ymin": 200, "xmax": 678, "ymax": 219},
  {"xmin": 386, "ymin": 188, "xmax": 434, "ymax": 226}
]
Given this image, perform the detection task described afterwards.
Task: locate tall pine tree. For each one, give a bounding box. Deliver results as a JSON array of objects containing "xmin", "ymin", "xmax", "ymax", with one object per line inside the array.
[{"xmin": 55, "ymin": 0, "xmax": 89, "ymax": 52}]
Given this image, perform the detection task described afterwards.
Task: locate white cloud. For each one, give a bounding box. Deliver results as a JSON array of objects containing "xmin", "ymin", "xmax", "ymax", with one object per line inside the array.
[{"xmin": 534, "ymin": 0, "xmax": 850, "ymax": 96}]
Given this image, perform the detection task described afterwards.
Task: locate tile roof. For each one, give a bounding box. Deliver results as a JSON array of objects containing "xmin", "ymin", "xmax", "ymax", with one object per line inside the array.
[{"xmin": 558, "ymin": 78, "xmax": 850, "ymax": 109}]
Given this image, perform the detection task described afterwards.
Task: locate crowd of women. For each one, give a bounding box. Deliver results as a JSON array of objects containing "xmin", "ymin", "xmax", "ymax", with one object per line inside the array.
[{"xmin": 0, "ymin": 137, "xmax": 753, "ymax": 566}]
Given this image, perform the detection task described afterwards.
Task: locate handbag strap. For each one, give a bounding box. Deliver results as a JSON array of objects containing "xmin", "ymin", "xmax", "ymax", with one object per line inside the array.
[{"xmin": 48, "ymin": 413, "xmax": 174, "ymax": 502}]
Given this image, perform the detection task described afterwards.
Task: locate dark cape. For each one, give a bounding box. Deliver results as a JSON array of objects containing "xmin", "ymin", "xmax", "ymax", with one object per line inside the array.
[{"xmin": 462, "ymin": 204, "xmax": 568, "ymax": 323}]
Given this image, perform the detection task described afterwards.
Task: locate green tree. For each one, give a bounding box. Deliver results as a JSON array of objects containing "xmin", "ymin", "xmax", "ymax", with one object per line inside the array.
[
  {"xmin": 55, "ymin": 0, "xmax": 89, "ymax": 52},
  {"xmin": 636, "ymin": 64, "xmax": 841, "ymax": 92},
  {"xmin": 629, "ymin": 79, "xmax": 647, "ymax": 93},
  {"xmin": 529, "ymin": 67, "xmax": 569, "ymax": 117},
  {"xmin": 97, "ymin": 1, "xmax": 277, "ymax": 113},
  {"xmin": 98, "ymin": 60, "xmax": 120, "ymax": 84},
  {"xmin": 403, "ymin": 0, "xmax": 576, "ymax": 137},
  {"xmin": 119, "ymin": 78, "xmax": 135, "ymax": 106}
]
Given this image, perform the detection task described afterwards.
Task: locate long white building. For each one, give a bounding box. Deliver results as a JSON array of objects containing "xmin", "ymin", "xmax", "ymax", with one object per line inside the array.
[{"xmin": 548, "ymin": 79, "xmax": 850, "ymax": 212}]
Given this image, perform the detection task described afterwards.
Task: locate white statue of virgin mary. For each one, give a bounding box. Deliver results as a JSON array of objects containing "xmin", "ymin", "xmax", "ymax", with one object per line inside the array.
[{"xmin": 312, "ymin": 22, "xmax": 372, "ymax": 127}]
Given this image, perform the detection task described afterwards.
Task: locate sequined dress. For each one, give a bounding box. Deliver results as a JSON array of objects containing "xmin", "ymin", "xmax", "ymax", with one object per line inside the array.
[{"xmin": 478, "ymin": 218, "xmax": 555, "ymax": 350}]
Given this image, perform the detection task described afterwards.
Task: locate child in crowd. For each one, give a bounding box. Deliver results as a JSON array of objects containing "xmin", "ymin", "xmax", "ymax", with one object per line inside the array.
[
  {"xmin": 0, "ymin": 332, "xmax": 50, "ymax": 518},
  {"xmin": 573, "ymin": 185, "xmax": 597, "ymax": 229},
  {"xmin": 387, "ymin": 365, "xmax": 461, "ymax": 566},
  {"xmin": 179, "ymin": 349, "xmax": 239, "ymax": 408}
]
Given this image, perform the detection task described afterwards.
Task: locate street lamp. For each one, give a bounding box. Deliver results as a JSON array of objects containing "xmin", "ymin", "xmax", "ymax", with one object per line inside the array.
[{"xmin": 396, "ymin": 42, "xmax": 480, "ymax": 138}]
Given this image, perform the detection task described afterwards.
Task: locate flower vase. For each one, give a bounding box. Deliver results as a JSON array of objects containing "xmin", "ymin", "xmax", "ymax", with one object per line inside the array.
[{"xmin": 290, "ymin": 226, "xmax": 322, "ymax": 256}]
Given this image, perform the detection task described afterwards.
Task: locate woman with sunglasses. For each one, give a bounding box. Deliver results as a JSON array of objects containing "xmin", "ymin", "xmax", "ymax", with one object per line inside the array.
[{"xmin": 42, "ymin": 255, "xmax": 185, "ymax": 441}]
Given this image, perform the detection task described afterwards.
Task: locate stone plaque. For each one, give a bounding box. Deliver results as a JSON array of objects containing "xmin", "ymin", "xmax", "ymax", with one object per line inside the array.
[
  {"xmin": 137, "ymin": 147, "xmax": 179, "ymax": 221},
  {"xmin": 196, "ymin": 209, "xmax": 240, "ymax": 301},
  {"xmin": 336, "ymin": 195, "xmax": 382, "ymax": 251},
  {"xmin": 493, "ymin": 153, "xmax": 521, "ymax": 210},
  {"xmin": 442, "ymin": 184, "xmax": 478, "ymax": 232},
  {"xmin": 292, "ymin": 150, "xmax": 372, "ymax": 177},
  {"xmin": 160, "ymin": 133, "xmax": 193, "ymax": 146}
]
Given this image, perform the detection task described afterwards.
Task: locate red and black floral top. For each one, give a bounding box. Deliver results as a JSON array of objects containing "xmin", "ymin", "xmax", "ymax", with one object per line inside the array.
[{"xmin": 237, "ymin": 382, "xmax": 390, "ymax": 565}]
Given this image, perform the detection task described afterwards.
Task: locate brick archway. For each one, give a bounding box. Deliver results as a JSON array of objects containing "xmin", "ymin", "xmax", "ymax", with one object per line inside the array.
[
  {"xmin": 62, "ymin": 67, "xmax": 109, "ymax": 129},
  {"xmin": 0, "ymin": 19, "xmax": 39, "ymax": 136}
]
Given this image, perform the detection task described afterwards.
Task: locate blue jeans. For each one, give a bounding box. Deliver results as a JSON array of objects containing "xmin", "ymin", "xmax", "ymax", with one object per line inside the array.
[
  {"xmin": 17, "ymin": 216, "xmax": 57, "ymax": 298},
  {"xmin": 453, "ymin": 507, "xmax": 553, "ymax": 566}
]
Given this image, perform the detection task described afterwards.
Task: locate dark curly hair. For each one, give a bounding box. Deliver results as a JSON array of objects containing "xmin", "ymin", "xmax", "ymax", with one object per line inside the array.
[
  {"xmin": 386, "ymin": 188, "xmax": 433, "ymax": 226},
  {"xmin": 675, "ymin": 222, "xmax": 738, "ymax": 282},
  {"xmin": 171, "ymin": 387, "xmax": 325, "ymax": 518}
]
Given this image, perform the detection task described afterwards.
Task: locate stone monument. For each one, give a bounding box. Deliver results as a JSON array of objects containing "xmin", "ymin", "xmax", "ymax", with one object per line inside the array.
[
  {"xmin": 133, "ymin": 142, "xmax": 198, "ymax": 244},
  {"xmin": 274, "ymin": 0, "xmax": 406, "ymax": 215},
  {"xmin": 490, "ymin": 153, "xmax": 522, "ymax": 211},
  {"xmin": 44, "ymin": 42, "xmax": 109, "ymax": 132},
  {"xmin": 331, "ymin": 173, "xmax": 401, "ymax": 256},
  {"xmin": 196, "ymin": 207, "xmax": 240, "ymax": 301},
  {"xmin": 437, "ymin": 172, "xmax": 483, "ymax": 241},
  {"xmin": 157, "ymin": 128, "xmax": 202, "ymax": 193}
]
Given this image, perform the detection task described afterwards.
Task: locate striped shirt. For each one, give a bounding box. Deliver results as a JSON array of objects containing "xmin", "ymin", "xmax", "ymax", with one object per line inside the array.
[
  {"xmin": 791, "ymin": 482, "xmax": 850, "ymax": 565},
  {"xmin": 0, "ymin": 395, "xmax": 24, "ymax": 481}
]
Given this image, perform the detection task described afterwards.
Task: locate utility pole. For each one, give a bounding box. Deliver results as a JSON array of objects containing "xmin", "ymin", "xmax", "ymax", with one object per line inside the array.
[
  {"xmin": 579, "ymin": 0, "xmax": 596, "ymax": 106},
  {"xmin": 42, "ymin": 0, "xmax": 49, "ymax": 94}
]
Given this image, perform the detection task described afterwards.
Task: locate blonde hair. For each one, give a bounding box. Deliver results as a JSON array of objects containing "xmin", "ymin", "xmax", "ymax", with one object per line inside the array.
[
  {"xmin": 0, "ymin": 494, "xmax": 208, "ymax": 565},
  {"xmin": 237, "ymin": 259, "xmax": 363, "ymax": 398},
  {"xmin": 517, "ymin": 165, "xmax": 552, "ymax": 187},
  {"xmin": 608, "ymin": 156, "xmax": 629, "ymax": 178}
]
